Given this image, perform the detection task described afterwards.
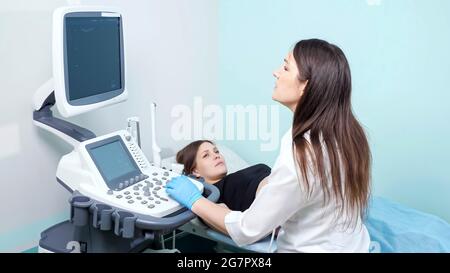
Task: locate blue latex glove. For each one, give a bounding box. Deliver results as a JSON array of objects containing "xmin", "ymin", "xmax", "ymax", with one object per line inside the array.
[{"xmin": 165, "ymin": 175, "xmax": 203, "ymax": 209}]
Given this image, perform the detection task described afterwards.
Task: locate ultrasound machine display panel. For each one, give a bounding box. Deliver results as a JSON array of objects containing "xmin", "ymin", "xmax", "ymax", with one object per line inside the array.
[{"xmin": 86, "ymin": 136, "xmax": 140, "ymax": 191}]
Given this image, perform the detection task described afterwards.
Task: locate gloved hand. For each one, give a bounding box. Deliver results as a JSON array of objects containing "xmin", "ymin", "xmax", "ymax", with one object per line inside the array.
[{"xmin": 165, "ymin": 175, "xmax": 203, "ymax": 209}]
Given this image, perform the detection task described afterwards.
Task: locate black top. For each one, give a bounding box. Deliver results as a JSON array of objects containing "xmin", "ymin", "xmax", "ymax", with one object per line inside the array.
[{"xmin": 214, "ymin": 164, "xmax": 271, "ymax": 211}]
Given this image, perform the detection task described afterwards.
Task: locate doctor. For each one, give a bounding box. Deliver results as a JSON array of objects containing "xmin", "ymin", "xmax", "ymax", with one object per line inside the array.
[{"xmin": 166, "ymin": 39, "xmax": 372, "ymax": 252}]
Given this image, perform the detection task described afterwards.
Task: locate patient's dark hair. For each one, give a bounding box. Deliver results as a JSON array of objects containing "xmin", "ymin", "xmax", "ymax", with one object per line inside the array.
[
  {"xmin": 291, "ymin": 39, "xmax": 371, "ymax": 223},
  {"xmin": 176, "ymin": 140, "xmax": 214, "ymax": 175}
]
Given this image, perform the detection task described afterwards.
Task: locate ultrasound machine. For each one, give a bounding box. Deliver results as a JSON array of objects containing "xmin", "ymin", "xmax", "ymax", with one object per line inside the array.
[{"xmin": 33, "ymin": 6, "xmax": 218, "ymax": 253}]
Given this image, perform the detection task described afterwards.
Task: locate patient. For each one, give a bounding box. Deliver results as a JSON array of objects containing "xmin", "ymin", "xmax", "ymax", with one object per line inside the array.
[{"xmin": 176, "ymin": 140, "xmax": 271, "ymax": 212}]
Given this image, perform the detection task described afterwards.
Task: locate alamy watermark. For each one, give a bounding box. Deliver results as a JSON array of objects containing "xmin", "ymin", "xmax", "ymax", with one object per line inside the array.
[{"xmin": 171, "ymin": 97, "xmax": 280, "ymax": 152}]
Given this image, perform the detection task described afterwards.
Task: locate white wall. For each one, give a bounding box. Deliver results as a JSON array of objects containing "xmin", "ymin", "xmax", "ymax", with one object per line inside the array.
[{"xmin": 0, "ymin": 0, "xmax": 218, "ymax": 252}]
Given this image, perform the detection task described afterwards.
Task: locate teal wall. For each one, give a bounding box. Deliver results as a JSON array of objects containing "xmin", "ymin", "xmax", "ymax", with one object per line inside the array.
[{"xmin": 218, "ymin": 0, "xmax": 450, "ymax": 222}]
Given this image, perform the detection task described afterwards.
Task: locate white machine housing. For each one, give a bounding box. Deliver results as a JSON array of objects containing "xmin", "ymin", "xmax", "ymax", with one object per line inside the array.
[
  {"xmin": 33, "ymin": 6, "xmax": 128, "ymax": 118},
  {"xmin": 57, "ymin": 129, "xmax": 204, "ymax": 217}
]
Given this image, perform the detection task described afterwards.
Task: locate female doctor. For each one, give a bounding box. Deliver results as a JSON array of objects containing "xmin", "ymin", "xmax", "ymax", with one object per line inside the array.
[{"xmin": 166, "ymin": 39, "xmax": 372, "ymax": 252}]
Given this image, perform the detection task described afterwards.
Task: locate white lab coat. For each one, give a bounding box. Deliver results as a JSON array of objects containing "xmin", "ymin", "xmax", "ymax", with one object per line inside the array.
[{"xmin": 224, "ymin": 127, "xmax": 371, "ymax": 252}]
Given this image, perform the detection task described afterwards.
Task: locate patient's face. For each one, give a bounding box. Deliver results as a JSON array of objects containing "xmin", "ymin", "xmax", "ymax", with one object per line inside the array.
[{"xmin": 192, "ymin": 142, "xmax": 228, "ymax": 183}]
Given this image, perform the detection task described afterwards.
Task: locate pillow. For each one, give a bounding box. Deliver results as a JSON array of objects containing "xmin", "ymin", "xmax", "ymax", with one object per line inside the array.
[{"xmin": 160, "ymin": 144, "xmax": 250, "ymax": 174}]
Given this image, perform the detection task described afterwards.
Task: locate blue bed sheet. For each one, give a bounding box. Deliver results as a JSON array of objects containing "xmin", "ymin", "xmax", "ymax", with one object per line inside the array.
[{"xmin": 366, "ymin": 196, "xmax": 450, "ymax": 253}]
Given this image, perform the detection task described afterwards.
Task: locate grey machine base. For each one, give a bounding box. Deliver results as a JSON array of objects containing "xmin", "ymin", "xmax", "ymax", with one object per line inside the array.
[
  {"xmin": 39, "ymin": 220, "xmax": 157, "ymax": 253},
  {"xmin": 39, "ymin": 183, "xmax": 219, "ymax": 253}
]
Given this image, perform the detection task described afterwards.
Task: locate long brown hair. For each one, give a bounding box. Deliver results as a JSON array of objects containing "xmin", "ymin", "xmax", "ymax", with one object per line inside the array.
[
  {"xmin": 291, "ymin": 39, "xmax": 371, "ymax": 221},
  {"xmin": 176, "ymin": 140, "xmax": 214, "ymax": 175}
]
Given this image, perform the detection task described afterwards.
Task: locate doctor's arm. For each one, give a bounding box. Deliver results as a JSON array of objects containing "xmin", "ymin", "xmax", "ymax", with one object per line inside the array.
[
  {"xmin": 165, "ymin": 176, "xmax": 231, "ymax": 235},
  {"xmin": 192, "ymin": 198, "xmax": 231, "ymax": 235},
  {"xmin": 167, "ymin": 162, "xmax": 303, "ymax": 246}
]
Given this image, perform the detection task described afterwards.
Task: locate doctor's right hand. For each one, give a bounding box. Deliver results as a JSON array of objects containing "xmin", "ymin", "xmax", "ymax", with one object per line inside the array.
[{"xmin": 165, "ymin": 175, "xmax": 203, "ymax": 210}]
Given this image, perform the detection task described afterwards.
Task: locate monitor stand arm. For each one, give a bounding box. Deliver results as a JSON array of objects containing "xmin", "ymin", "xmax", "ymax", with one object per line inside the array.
[{"xmin": 33, "ymin": 79, "xmax": 96, "ymax": 147}]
